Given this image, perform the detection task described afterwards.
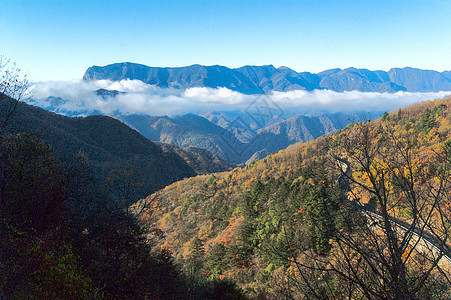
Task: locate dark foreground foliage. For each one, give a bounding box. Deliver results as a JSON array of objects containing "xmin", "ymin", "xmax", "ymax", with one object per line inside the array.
[{"xmin": 0, "ymin": 132, "xmax": 244, "ymax": 299}]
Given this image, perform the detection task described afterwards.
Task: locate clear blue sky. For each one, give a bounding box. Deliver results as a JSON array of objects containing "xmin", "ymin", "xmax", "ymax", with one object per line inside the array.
[{"xmin": 1, "ymin": 0, "xmax": 451, "ymax": 81}]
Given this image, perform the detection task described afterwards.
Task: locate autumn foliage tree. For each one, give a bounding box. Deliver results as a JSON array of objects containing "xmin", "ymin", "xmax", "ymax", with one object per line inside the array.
[{"xmin": 289, "ymin": 105, "xmax": 451, "ymax": 299}]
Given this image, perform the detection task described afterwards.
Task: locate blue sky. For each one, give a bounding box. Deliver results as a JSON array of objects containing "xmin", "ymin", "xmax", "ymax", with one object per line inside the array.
[{"xmin": 1, "ymin": 0, "xmax": 451, "ymax": 81}]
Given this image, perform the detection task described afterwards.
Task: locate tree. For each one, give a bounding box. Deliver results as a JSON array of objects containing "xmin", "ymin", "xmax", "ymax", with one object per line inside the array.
[
  {"xmin": 0, "ymin": 57, "xmax": 29, "ymax": 134},
  {"xmin": 0, "ymin": 133, "xmax": 97, "ymax": 299},
  {"xmin": 0, "ymin": 56, "xmax": 29, "ymax": 135},
  {"xmin": 0, "ymin": 132, "xmax": 195, "ymax": 299},
  {"xmin": 282, "ymin": 117, "xmax": 451, "ymax": 299},
  {"xmin": 186, "ymin": 236, "xmax": 206, "ymax": 276}
]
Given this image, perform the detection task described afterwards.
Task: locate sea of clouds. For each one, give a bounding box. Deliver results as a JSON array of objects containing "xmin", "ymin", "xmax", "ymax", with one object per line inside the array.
[{"xmin": 28, "ymin": 79, "xmax": 451, "ymax": 116}]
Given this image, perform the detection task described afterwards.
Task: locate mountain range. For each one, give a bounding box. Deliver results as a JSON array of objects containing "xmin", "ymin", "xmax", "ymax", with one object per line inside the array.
[
  {"xmin": 118, "ymin": 111, "xmax": 381, "ymax": 164},
  {"xmin": 84, "ymin": 63, "xmax": 451, "ymax": 93}
]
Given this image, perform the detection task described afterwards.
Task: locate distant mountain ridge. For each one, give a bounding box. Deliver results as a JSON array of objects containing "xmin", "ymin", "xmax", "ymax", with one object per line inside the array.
[
  {"xmin": 118, "ymin": 111, "xmax": 380, "ymax": 164},
  {"xmin": 84, "ymin": 63, "xmax": 451, "ymax": 93}
]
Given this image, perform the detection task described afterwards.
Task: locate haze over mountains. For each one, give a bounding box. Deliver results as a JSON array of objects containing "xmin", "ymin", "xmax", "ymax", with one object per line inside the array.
[{"xmin": 84, "ymin": 62, "xmax": 451, "ymax": 93}]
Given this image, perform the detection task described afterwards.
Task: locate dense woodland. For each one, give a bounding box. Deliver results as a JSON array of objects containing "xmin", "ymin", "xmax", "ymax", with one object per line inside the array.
[
  {"xmin": 0, "ymin": 115, "xmax": 244, "ymax": 299},
  {"xmin": 135, "ymin": 98, "xmax": 451, "ymax": 299}
]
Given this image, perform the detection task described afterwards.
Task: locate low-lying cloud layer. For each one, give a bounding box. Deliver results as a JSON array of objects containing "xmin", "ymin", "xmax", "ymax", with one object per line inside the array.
[{"xmin": 29, "ymin": 79, "xmax": 451, "ymax": 116}]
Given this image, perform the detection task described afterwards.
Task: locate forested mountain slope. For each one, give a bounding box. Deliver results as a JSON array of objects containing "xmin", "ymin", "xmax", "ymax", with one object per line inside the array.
[
  {"xmin": 0, "ymin": 97, "xmax": 244, "ymax": 299},
  {"xmin": 134, "ymin": 98, "xmax": 451, "ymax": 298},
  {"xmin": 0, "ymin": 95, "xmax": 196, "ymax": 202}
]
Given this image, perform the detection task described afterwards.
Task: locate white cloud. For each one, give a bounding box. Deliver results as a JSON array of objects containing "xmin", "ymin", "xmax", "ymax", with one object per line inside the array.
[
  {"xmin": 28, "ymin": 79, "xmax": 451, "ymax": 116},
  {"xmin": 182, "ymin": 87, "xmax": 248, "ymax": 104},
  {"xmin": 270, "ymin": 89, "xmax": 451, "ymax": 112}
]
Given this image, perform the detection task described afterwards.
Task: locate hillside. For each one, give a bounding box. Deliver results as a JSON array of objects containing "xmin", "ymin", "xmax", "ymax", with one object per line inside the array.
[
  {"xmin": 156, "ymin": 142, "xmax": 233, "ymax": 174},
  {"xmin": 134, "ymin": 98, "xmax": 451, "ymax": 298},
  {"xmin": 0, "ymin": 97, "xmax": 244, "ymax": 299},
  {"xmin": 1, "ymin": 95, "xmax": 197, "ymax": 203},
  {"xmin": 119, "ymin": 113, "xmax": 246, "ymax": 163},
  {"xmin": 248, "ymin": 111, "xmax": 381, "ymax": 156},
  {"xmin": 84, "ymin": 62, "xmax": 451, "ymax": 93}
]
